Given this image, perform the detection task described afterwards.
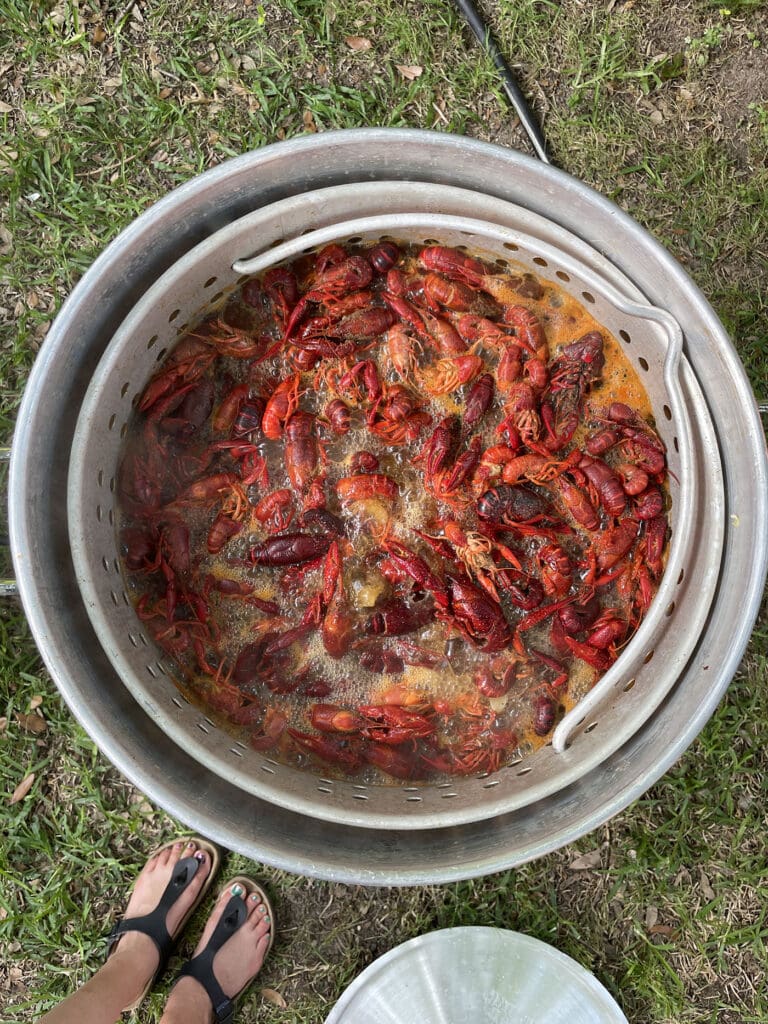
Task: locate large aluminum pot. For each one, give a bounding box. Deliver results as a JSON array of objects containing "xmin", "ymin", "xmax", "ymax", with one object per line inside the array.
[{"xmin": 9, "ymin": 129, "xmax": 768, "ymax": 884}]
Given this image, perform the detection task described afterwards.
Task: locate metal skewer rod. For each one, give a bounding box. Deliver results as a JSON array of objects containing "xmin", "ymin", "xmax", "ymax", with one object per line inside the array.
[{"xmin": 451, "ymin": 0, "xmax": 551, "ymax": 164}]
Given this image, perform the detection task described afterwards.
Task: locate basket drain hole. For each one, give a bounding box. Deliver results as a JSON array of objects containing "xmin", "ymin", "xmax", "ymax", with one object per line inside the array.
[
  {"xmin": 168, "ymin": 308, "xmax": 180, "ymax": 323},
  {"xmin": 503, "ymin": 242, "xmax": 519, "ymax": 252},
  {"xmin": 665, "ymin": 601, "xmax": 676, "ymax": 616},
  {"xmin": 643, "ymin": 649, "xmax": 655, "ymax": 664},
  {"xmin": 623, "ymin": 678, "xmax": 636, "ymax": 692},
  {"xmin": 581, "ymin": 291, "xmax": 596, "ymax": 304},
  {"xmin": 663, "ymin": 404, "xmax": 672, "ymax": 420},
  {"xmin": 120, "ymin": 382, "xmax": 130, "ymax": 398},
  {"xmin": 204, "ymin": 276, "xmax": 218, "ymax": 288},
  {"xmin": 317, "ymin": 786, "xmax": 332, "ymax": 794},
  {"xmin": 584, "ymin": 721, "xmax": 598, "ymax": 734},
  {"xmin": 638, "ymin": 357, "xmax": 649, "ymax": 372},
  {"xmin": 353, "ymin": 793, "xmax": 369, "ymax": 801},
  {"xmin": 533, "ymin": 256, "xmax": 548, "ymax": 267},
  {"xmin": 556, "ymin": 270, "xmax": 570, "ymax": 282},
  {"xmin": 619, "ymin": 329, "xmax": 631, "ymax": 344}
]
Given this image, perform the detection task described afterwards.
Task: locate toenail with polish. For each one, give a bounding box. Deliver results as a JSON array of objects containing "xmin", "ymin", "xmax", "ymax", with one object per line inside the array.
[
  {"xmin": 231, "ymin": 883, "xmax": 244, "ymax": 897},
  {"xmin": 174, "ymin": 842, "xmax": 184, "ymax": 849},
  {"xmin": 250, "ymin": 893, "xmax": 260, "ymax": 903},
  {"xmin": 195, "ymin": 851, "xmax": 206, "ymax": 862},
  {"xmin": 264, "ymin": 915, "xmax": 271, "ymax": 924},
  {"xmin": 259, "ymin": 904, "xmax": 267, "ymax": 914}
]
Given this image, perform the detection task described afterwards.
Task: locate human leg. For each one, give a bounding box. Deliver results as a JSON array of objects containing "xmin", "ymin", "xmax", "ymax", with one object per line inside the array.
[
  {"xmin": 40, "ymin": 838, "xmax": 214, "ymax": 1024},
  {"xmin": 160, "ymin": 879, "xmax": 273, "ymax": 1024}
]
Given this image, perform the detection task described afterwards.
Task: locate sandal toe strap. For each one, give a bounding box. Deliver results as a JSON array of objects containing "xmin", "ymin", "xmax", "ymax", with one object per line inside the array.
[
  {"xmin": 106, "ymin": 855, "xmax": 201, "ymax": 964},
  {"xmin": 176, "ymin": 894, "xmax": 247, "ymax": 1024}
]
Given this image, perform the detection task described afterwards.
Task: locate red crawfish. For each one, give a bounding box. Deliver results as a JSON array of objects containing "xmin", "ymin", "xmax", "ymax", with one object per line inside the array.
[
  {"xmin": 311, "ymin": 704, "xmax": 365, "ymax": 733},
  {"xmin": 296, "ymin": 305, "xmax": 397, "ymax": 345},
  {"xmin": 207, "ymin": 512, "xmax": 243, "ymax": 554},
  {"xmin": 261, "ymin": 266, "xmax": 299, "ymax": 324},
  {"xmin": 477, "ymin": 484, "xmax": 562, "ymax": 530},
  {"xmin": 231, "ymin": 397, "xmax": 266, "ymax": 440},
  {"xmin": 502, "ymin": 305, "xmax": 549, "ymax": 361},
  {"xmin": 592, "ymin": 518, "xmax": 639, "ymax": 571},
  {"xmin": 418, "ymin": 416, "xmax": 459, "ymax": 482},
  {"xmin": 138, "ymin": 336, "xmax": 216, "ymax": 416},
  {"xmin": 213, "ymin": 382, "xmax": 250, "ymax": 435},
  {"xmin": 386, "ymin": 323, "xmax": 421, "ymax": 381},
  {"xmin": 442, "ymin": 576, "xmax": 512, "ymax": 653},
  {"xmin": 420, "ymin": 245, "xmax": 544, "ymax": 304},
  {"xmin": 464, "ymin": 373, "xmax": 495, "ymax": 429},
  {"xmin": 158, "ymin": 378, "xmax": 215, "ymax": 441},
  {"xmin": 205, "ymin": 319, "xmax": 268, "ymax": 360},
  {"xmin": 283, "ymin": 256, "xmax": 374, "ymax": 340},
  {"xmin": 248, "ymin": 532, "xmax": 332, "ymax": 566},
  {"xmin": 381, "ymin": 539, "xmax": 450, "ymax": 610},
  {"xmin": 423, "ymin": 272, "xmax": 477, "ymax": 312},
  {"xmin": 433, "ymin": 436, "xmax": 483, "ymax": 504},
  {"xmin": 368, "ymin": 386, "xmax": 432, "ymax": 445},
  {"xmin": 540, "ymin": 332, "xmax": 605, "ymax": 451},
  {"xmin": 253, "ymin": 488, "xmax": 295, "ymax": 531},
  {"xmin": 420, "ymin": 354, "xmax": 484, "ymax": 396},
  {"xmin": 288, "ymin": 730, "xmax": 364, "ymax": 772},
  {"xmin": 536, "ymin": 543, "xmax": 572, "ymax": 599},
  {"xmin": 602, "ymin": 403, "xmax": 667, "ymax": 476},
  {"xmin": 261, "ymin": 372, "xmax": 301, "ymax": 440},
  {"xmin": 578, "ymin": 454, "xmax": 626, "ymax": 517},
  {"xmin": 367, "ymin": 597, "xmax": 435, "ymax": 636},
  {"xmin": 321, "ymin": 540, "xmax": 354, "ymax": 659},
  {"xmin": 502, "ymin": 382, "xmax": 541, "ymax": 447},
  {"xmin": 337, "ymin": 473, "xmax": 399, "ymax": 505},
  {"xmin": 367, "ymin": 241, "xmax": 401, "ymax": 273},
  {"xmin": 349, "ymin": 450, "xmax": 379, "ymax": 474},
  {"xmin": 324, "ymin": 398, "xmax": 351, "ymax": 434},
  {"xmin": 361, "ymin": 742, "xmax": 425, "ymax": 780},
  {"xmin": 285, "ymin": 411, "xmax": 320, "ymax": 492}
]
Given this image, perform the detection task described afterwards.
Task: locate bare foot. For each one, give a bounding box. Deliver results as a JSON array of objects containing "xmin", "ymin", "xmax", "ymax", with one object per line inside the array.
[
  {"xmin": 161, "ymin": 881, "xmax": 272, "ymax": 1024},
  {"xmin": 109, "ymin": 839, "xmax": 211, "ymax": 1007}
]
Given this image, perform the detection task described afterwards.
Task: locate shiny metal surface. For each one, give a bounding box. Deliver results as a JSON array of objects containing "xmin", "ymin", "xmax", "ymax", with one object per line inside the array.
[
  {"xmin": 325, "ymin": 927, "xmax": 628, "ymax": 1023},
  {"xmin": 67, "ymin": 193, "xmax": 716, "ymax": 830},
  {"xmin": 9, "ymin": 129, "xmax": 768, "ymax": 882}
]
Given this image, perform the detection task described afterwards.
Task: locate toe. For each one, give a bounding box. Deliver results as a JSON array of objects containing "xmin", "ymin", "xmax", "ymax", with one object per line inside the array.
[{"xmin": 245, "ymin": 892, "xmax": 263, "ymax": 920}]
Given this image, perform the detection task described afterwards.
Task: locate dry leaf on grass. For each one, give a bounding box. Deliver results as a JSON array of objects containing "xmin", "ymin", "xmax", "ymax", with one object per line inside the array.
[
  {"xmin": 345, "ymin": 36, "xmax": 372, "ymax": 52},
  {"xmin": 0, "ymin": 225, "xmax": 13, "ymax": 256},
  {"xmin": 10, "ymin": 772, "xmax": 35, "ymax": 804},
  {"xmin": 29, "ymin": 695, "xmax": 43, "ymax": 710},
  {"xmin": 396, "ymin": 65, "xmax": 423, "ymax": 80},
  {"xmin": 699, "ymin": 870, "xmax": 716, "ymax": 902},
  {"xmin": 303, "ymin": 110, "xmax": 317, "ymax": 133},
  {"xmin": 568, "ymin": 849, "xmax": 602, "ymax": 871},
  {"xmin": 15, "ymin": 712, "xmax": 47, "ymax": 735},
  {"xmin": 261, "ymin": 988, "xmax": 287, "ymax": 1008}
]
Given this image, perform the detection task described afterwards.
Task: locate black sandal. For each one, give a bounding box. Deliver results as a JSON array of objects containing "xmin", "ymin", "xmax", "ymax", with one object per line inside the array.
[
  {"xmin": 106, "ymin": 837, "xmax": 220, "ymax": 1012},
  {"xmin": 175, "ymin": 876, "xmax": 275, "ymax": 1024}
]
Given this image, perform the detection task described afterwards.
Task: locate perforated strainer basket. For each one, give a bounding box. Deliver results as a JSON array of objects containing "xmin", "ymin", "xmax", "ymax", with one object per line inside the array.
[{"xmin": 67, "ymin": 182, "xmax": 723, "ymax": 830}]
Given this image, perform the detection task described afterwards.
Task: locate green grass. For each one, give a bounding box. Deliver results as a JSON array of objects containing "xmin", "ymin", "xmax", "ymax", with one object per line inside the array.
[{"xmin": 2, "ymin": 1, "xmax": 768, "ymax": 1021}]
